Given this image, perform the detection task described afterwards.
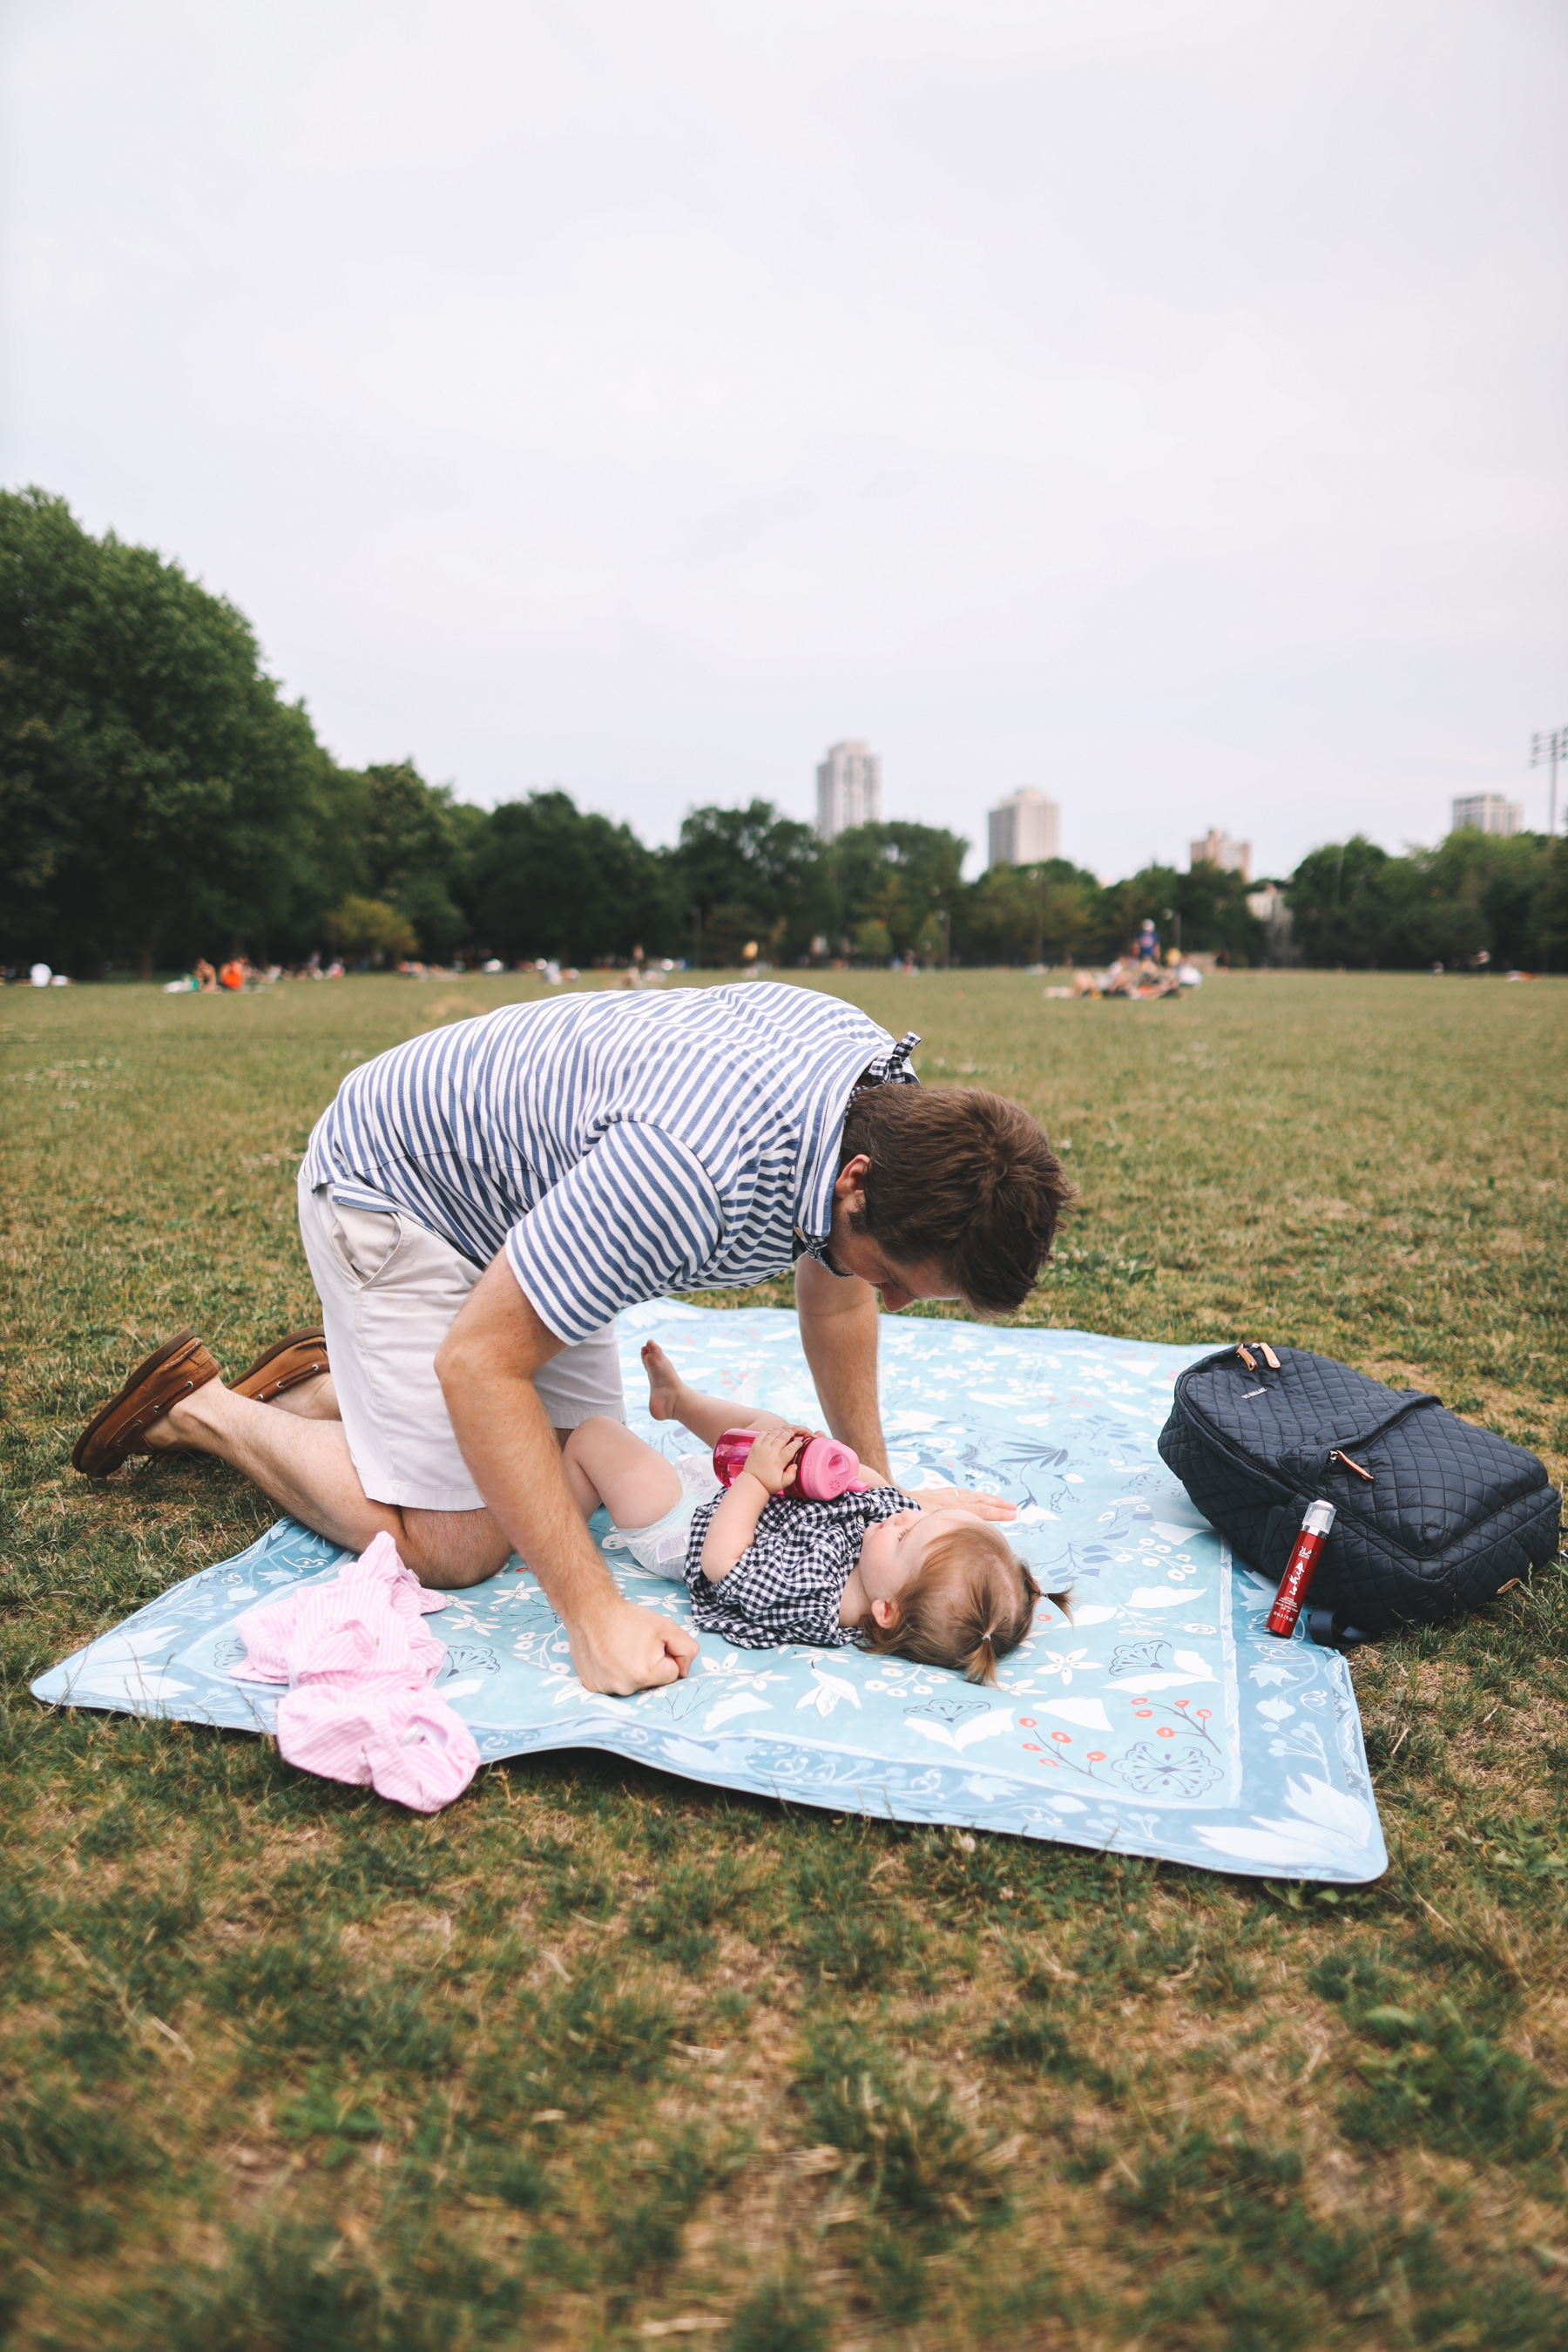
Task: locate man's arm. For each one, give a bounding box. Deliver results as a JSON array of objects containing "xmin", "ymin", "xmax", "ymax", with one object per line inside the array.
[
  {"xmin": 794, "ymin": 1252, "xmax": 1017, "ymax": 1524},
  {"xmin": 794, "ymin": 1249, "xmax": 892, "ymax": 1481},
  {"xmin": 436, "ymin": 1256, "xmax": 698, "ymax": 1696}
]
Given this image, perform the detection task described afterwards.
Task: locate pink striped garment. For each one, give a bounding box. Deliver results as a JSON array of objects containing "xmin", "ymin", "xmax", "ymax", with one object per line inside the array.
[{"xmin": 232, "ymin": 1531, "xmax": 480, "ymax": 1812}]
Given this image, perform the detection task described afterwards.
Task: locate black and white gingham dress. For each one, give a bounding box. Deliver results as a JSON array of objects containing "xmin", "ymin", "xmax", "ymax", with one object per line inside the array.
[{"xmin": 682, "ymin": 1485, "xmax": 910, "ymax": 1649}]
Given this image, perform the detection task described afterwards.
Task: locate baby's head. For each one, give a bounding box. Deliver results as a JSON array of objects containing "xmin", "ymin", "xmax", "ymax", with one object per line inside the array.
[{"xmin": 858, "ymin": 1517, "xmax": 1064, "ymax": 1685}]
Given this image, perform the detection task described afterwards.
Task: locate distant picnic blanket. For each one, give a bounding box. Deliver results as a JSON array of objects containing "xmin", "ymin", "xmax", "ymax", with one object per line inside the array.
[{"xmin": 33, "ymin": 1306, "xmax": 1387, "ymax": 1882}]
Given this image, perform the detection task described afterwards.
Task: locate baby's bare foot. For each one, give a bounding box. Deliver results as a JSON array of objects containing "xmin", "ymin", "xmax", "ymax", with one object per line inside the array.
[{"xmin": 641, "ymin": 1340, "xmax": 683, "ymax": 1423}]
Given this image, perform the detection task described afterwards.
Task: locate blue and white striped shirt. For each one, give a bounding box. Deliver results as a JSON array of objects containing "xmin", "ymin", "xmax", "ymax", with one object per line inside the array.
[{"xmin": 301, "ymin": 984, "xmax": 919, "ymax": 1344}]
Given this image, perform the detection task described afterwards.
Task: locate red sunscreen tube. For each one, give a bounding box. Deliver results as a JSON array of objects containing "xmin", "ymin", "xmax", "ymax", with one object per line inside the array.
[{"xmin": 1267, "ymin": 1499, "xmax": 1337, "ymax": 1637}]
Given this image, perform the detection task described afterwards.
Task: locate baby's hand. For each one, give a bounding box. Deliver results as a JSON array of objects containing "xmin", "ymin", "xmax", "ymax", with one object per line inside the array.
[{"xmin": 741, "ymin": 1426, "xmax": 810, "ymax": 1495}]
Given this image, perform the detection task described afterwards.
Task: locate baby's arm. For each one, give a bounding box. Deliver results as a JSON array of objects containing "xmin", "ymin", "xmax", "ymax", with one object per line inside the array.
[{"xmin": 700, "ymin": 1424, "xmax": 808, "ymax": 1582}]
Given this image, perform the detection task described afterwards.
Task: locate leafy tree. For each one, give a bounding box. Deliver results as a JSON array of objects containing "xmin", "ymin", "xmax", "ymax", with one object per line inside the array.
[
  {"xmin": 1287, "ymin": 831, "xmax": 1555, "ymax": 969},
  {"xmin": 1288, "ymin": 837, "xmax": 1393, "ymax": 967},
  {"xmin": 956, "ymin": 859, "xmax": 1101, "ymax": 965},
  {"xmin": 1530, "ymin": 847, "xmax": 1568, "ymax": 971},
  {"xmin": 670, "ymin": 801, "xmax": 823, "ymax": 963},
  {"xmin": 1389, "ymin": 829, "xmax": 1548, "ymax": 970},
  {"xmin": 356, "ymin": 760, "xmax": 478, "ymax": 960},
  {"xmin": 467, "ymin": 790, "xmax": 678, "ymax": 964},
  {"xmin": 1176, "ymin": 861, "xmax": 1264, "ymax": 958},
  {"xmin": 0, "ymin": 489, "xmax": 338, "ymax": 974},
  {"xmin": 824, "ymin": 821, "xmax": 967, "ymax": 961},
  {"xmin": 324, "ymin": 896, "xmax": 418, "ymax": 964},
  {"xmin": 1097, "ymin": 864, "xmax": 1186, "ymax": 962}
]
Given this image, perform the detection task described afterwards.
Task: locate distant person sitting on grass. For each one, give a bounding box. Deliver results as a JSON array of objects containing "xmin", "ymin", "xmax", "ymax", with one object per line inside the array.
[
  {"xmin": 71, "ymin": 984, "xmax": 1069, "ymax": 1698},
  {"xmin": 563, "ymin": 1341, "xmax": 1063, "ymax": 1681}
]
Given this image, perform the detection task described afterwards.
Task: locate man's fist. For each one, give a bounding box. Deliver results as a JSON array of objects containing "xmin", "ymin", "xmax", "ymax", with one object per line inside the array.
[{"xmin": 570, "ymin": 1595, "xmax": 698, "ymax": 1694}]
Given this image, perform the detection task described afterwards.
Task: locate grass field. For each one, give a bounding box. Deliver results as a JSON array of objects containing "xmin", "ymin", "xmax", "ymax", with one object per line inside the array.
[{"xmin": 2, "ymin": 968, "xmax": 1565, "ymax": 2351}]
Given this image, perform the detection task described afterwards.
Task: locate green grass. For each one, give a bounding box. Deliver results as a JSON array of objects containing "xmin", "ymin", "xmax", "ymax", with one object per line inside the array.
[{"xmin": 1, "ymin": 967, "xmax": 1565, "ymax": 2349}]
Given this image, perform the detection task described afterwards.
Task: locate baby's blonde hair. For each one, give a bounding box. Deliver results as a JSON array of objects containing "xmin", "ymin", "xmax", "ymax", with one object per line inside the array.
[{"xmin": 858, "ymin": 1522, "xmax": 1066, "ymax": 1685}]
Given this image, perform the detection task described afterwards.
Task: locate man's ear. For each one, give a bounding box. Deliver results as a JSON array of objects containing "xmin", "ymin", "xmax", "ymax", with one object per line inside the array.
[
  {"xmin": 869, "ymin": 1595, "xmax": 899, "ymax": 1628},
  {"xmin": 833, "ymin": 1153, "xmax": 870, "ymax": 1214}
]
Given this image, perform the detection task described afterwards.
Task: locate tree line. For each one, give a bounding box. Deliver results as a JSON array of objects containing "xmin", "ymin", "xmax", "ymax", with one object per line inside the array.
[{"xmin": 3, "ymin": 489, "xmax": 1563, "ymax": 976}]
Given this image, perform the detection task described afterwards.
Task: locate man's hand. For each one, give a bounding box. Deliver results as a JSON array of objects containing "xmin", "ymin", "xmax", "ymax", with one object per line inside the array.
[
  {"xmin": 908, "ymin": 1484, "xmax": 1017, "ymax": 1522},
  {"xmin": 569, "ymin": 1592, "xmax": 698, "ymax": 1695}
]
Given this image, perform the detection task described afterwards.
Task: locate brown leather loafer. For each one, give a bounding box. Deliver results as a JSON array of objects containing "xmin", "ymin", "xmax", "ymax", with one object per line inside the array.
[
  {"xmin": 232, "ymin": 1328, "xmax": 329, "ymax": 1404},
  {"xmin": 72, "ymin": 1329, "xmax": 223, "ymax": 1478}
]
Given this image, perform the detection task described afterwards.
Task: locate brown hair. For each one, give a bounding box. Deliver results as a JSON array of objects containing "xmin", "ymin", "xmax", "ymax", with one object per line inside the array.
[
  {"xmin": 857, "ymin": 1522, "xmax": 1068, "ymax": 1686},
  {"xmin": 839, "ymin": 1086, "xmax": 1073, "ymax": 1317}
]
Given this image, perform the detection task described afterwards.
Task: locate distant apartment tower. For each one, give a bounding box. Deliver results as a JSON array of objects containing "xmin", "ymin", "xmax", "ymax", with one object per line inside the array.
[
  {"xmin": 816, "ymin": 740, "xmax": 882, "ymax": 841},
  {"xmin": 987, "ymin": 787, "xmax": 1059, "ymax": 868},
  {"xmin": 1190, "ymin": 828, "xmax": 1252, "ymax": 882},
  {"xmin": 1451, "ymin": 794, "xmax": 1521, "ymax": 837}
]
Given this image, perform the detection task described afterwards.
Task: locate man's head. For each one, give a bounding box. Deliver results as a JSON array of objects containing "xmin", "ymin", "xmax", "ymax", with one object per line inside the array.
[{"xmin": 828, "ymin": 1085, "xmax": 1073, "ymax": 1317}]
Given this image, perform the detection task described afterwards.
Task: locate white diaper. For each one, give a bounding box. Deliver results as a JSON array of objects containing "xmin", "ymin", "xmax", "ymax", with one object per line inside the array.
[{"xmin": 601, "ymin": 1453, "xmax": 722, "ymax": 1578}]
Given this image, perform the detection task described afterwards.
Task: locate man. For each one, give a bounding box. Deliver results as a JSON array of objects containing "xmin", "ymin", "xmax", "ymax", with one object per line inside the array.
[{"xmin": 74, "ymin": 984, "xmax": 1070, "ymax": 1695}]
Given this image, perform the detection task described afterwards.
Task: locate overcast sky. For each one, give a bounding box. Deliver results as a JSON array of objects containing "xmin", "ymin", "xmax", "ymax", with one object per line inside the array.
[{"xmin": 4, "ymin": 0, "xmax": 1565, "ymax": 878}]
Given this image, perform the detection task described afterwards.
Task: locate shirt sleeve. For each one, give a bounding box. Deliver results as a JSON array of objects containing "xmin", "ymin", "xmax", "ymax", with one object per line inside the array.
[{"xmin": 506, "ymin": 1120, "xmax": 724, "ymax": 1345}]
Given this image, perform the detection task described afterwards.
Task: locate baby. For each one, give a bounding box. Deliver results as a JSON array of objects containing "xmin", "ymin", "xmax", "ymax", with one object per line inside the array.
[{"xmin": 560, "ymin": 1343, "xmax": 1065, "ymax": 1683}]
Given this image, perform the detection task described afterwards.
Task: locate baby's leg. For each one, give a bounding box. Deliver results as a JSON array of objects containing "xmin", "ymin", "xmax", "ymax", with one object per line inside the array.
[
  {"xmin": 563, "ymin": 1416, "xmax": 682, "ymax": 1529},
  {"xmin": 641, "ymin": 1342, "xmax": 797, "ymax": 1449}
]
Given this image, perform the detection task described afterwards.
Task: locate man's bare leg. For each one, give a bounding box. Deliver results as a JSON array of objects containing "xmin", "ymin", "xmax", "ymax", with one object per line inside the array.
[
  {"xmin": 143, "ymin": 1383, "xmax": 511, "ymax": 1589},
  {"xmin": 641, "ymin": 1341, "xmax": 795, "ymax": 1449},
  {"xmin": 264, "ymin": 1372, "xmax": 343, "ymax": 1423}
]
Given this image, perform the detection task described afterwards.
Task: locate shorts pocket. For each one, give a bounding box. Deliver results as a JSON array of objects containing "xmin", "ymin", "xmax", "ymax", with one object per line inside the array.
[{"xmin": 329, "ymin": 1201, "xmax": 405, "ymax": 1288}]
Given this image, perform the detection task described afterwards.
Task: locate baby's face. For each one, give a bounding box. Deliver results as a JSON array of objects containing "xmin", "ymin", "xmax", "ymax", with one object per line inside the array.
[{"xmin": 856, "ymin": 1506, "xmax": 977, "ymax": 1604}]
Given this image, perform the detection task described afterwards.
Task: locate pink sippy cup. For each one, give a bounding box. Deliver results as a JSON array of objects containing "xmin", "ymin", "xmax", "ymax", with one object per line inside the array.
[{"xmin": 712, "ymin": 1428, "xmax": 868, "ymax": 1501}]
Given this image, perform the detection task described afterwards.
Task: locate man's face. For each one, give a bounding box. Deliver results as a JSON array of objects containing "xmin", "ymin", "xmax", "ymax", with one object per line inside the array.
[{"xmin": 825, "ymin": 1157, "xmax": 955, "ymax": 1313}]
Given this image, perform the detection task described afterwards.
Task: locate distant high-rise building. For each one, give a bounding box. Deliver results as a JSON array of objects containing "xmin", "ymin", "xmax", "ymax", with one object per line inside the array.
[
  {"xmin": 816, "ymin": 740, "xmax": 882, "ymax": 841},
  {"xmin": 987, "ymin": 788, "xmax": 1060, "ymax": 868},
  {"xmin": 1190, "ymin": 828, "xmax": 1252, "ymax": 882},
  {"xmin": 1451, "ymin": 794, "xmax": 1521, "ymax": 837}
]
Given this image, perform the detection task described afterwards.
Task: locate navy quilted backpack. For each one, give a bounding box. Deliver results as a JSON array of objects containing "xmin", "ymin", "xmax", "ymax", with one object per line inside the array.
[{"xmin": 1157, "ymin": 1343, "xmax": 1562, "ymax": 1641}]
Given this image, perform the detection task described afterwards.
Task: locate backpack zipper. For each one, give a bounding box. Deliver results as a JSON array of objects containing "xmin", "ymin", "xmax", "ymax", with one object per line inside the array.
[{"xmin": 1172, "ymin": 1355, "xmax": 1452, "ymax": 1559}]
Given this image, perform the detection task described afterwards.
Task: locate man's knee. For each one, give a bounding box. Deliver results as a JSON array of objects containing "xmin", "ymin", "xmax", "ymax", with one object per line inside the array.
[{"xmin": 397, "ymin": 1507, "xmax": 512, "ymax": 1590}]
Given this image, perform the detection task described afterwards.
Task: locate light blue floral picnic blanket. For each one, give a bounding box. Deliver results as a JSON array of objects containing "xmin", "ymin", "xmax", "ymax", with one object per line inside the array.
[{"xmin": 33, "ymin": 1306, "xmax": 1386, "ymax": 1882}]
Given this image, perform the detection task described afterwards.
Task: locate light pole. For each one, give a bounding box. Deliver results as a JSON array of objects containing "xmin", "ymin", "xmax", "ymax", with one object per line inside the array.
[
  {"xmin": 1532, "ymin": 728, "xmax": 1567, "ymax": 843},
  {"xmin": 1531, "ymin": 729, "xmax": 1565, "ymax": 979}
]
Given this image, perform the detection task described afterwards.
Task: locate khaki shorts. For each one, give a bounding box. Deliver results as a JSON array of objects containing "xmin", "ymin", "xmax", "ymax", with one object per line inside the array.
[{"xmin": 297, "ymin": 1172, "xmax": 626, "ymax": 1513}]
